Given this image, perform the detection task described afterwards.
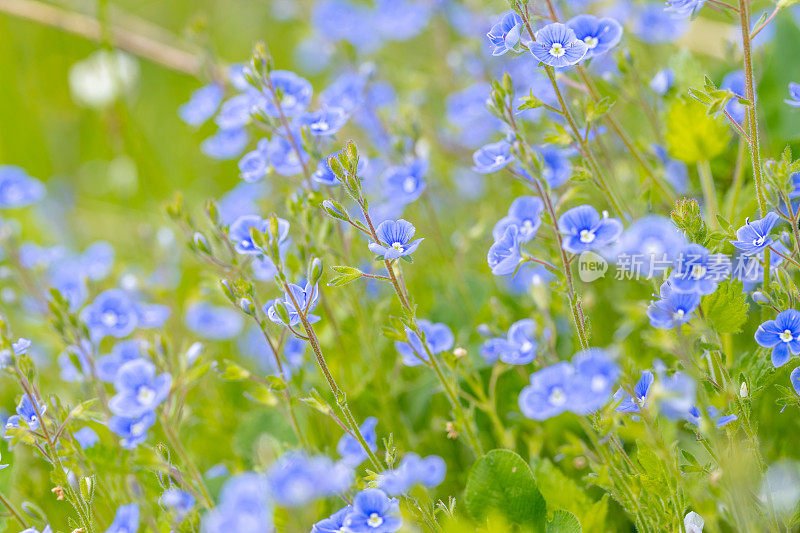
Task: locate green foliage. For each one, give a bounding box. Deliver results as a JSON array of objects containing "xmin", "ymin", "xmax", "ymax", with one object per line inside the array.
[
  {"xmin": 546, "ymin": 510, "xmax": 581, "ymax": 533},
  {"xmin": 533, "ymin": 460, "xmax": 607, "ymax": 532},
  {"xmin": 665, "ymin": 98, "xmax": 731, "ymax": 163},
  {"xmin": 702, "ymin": 280, "xmax": 750, "ymax": 334}
]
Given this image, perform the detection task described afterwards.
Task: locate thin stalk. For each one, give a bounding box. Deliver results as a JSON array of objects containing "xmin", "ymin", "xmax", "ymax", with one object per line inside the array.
[
  {"xmin": 0, "ymin": 491, "xmax": 27, "ymax": 528},
  {"xmin": 727, "ymin": 137, "xmax": 747, "ymax": 221},
  {"xmin": 160, "ymin": 416, "xmax": 214, "ymax": 509},
  {"xmin": 697, "ymin": 160, "xmax": 719, "ymax": 227}
]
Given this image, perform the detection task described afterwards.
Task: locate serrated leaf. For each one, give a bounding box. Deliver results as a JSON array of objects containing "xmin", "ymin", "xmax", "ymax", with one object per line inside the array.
[
  {"xmin": 465, "ymin": 450, "xmax": 547, "ymax": 531},
  {"xmin": 546, "ymin": 510, "xmax": 581, "ymax": 533},
  {"xmin": 702, "ymin": 280, "xmax": 749, "ymax": 334}
]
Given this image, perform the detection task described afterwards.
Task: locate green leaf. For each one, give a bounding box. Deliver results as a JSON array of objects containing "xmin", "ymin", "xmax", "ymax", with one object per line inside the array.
[
  {"xmin": 465, "ymin": 449, "xmax": 547, "ymax": 531},
  {"xmin": 546, "ymin": 510, "xmax": 581, "ymax": 533},
  {"xmin": 218, "ymin": 360, "xmax": 251, "ymax": 381},
  {"xmin": 702, "ymin": 280, "xmax": 749, "ymax": 334},
  {"xmin": 533, "ymin": 459, "xmax": 607, "ymax": 532},
  {"xmin": 665, "ymin": 98, "xmax": 731, "ymax": 163}
]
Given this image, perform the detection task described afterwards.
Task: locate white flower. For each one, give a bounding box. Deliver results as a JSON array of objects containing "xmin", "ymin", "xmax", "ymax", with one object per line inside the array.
[
  {"xmin": 69, "ymin": 50, "xmax": 139, "ymax": 108},
  {"xmin": 684, "ymin": 511, "xmax": 704, "ymax": 533}
]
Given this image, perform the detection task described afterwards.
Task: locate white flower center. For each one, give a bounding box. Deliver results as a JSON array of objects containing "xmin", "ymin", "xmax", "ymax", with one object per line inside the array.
[
  {"xmin": 753, "ymin": 235, "xmax": 766, "ymax": 246},
  {"xmin": 690, "ymin": 264, "xmax": 707, "ymax": 279},
  {"xmin": 673, "ymin": 309, "xmax": 685, "ymax": 321},
  {"xmin": 101, "ymin": 310, "xmax": 119, "ymax": 327},
  {"xmin": 311, "ymin": 120, "xmax": 328, "ymax": 132},
  {"xmin": 286, "ymin": 151, "xmax": 300, "ymax": 165},
  {"xmin": 391, "ymin": 242, "xmax": 404, "ymax": 252},
  {"xmin": 591, "ymin": 376, "xmax": 607, "ymax": 392},
  {"xmin": 494, "ymin": 154, "xmax": 506, "ymax": 164},
  {"xmin": 137, "ymin": 386, "xmax": 156, "ymax": 405},
  {"xmin": 780, "ymin": 329, "xmax": 794, "ymax": 343},
  {"xmin": 579, "ymin": 229, "xmax": 595, "ymax": 243},
  {"xmin": 520, "ymin": 341, "xmax": 533, "ymax": 353},
  {"xmin": 402, "ymin": 177, "xmax": 416, "ymax": 193},
  {"xmin": 549, "ymin": 43, "xmax": 566, "ymax": 57},
  {"xmin": 367, "ymin": 513, "xmax": 384, "ymax": 527},
  {"xmin": 131, "ymin": 421, "xmax": 146, "ymax": 436},
  {"xmin": 281, "ymin": 94, "xmax": 297, "ymax": 108},
  {"xmin": 583, "ymin": 36, "xmax": 599, "ymax": 49},
  {"xmin": 548, "ymin": 387, "xmax": 566, "ymax": 406}
]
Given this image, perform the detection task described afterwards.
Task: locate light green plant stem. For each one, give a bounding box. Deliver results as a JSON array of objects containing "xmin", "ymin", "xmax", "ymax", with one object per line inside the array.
[
  {"xmin": 159, "ymin": 415, "xmax": 214, "ymax": 509},
  {"xmin": 0, "ymin": 491, "xmax": 27, "ymax": 529},
  {"xmin": 737, "ymin": 0, "xmax": 768, "ymax": 216},
  {"xmin": 697, "ymin": 160, "xmax": 719, "ymax": 226},
  {"xmin": 727, "ymin": 137, "xmax": 748, "ymax": 221}
]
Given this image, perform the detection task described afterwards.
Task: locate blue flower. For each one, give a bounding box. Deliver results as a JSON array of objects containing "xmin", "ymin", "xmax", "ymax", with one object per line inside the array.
[
  {"xmin": 377, "ymin": 453, "xmax": 446, "ymax": 495},
  {"xmin": 669, "ymin": 243, "xmax": 731, "ymax": 294},
  {"xmin": 493, "ymin": 196, "xmax": 544, "ymax": 243},
  {"xmin": 382, "ymin": 159, "xmax": 427, "ymax": 204},
  {"xmin": 337, "ymin": 417, "xmax": 378, "ymax": 466},
  {"xmin": 755, "ymin": 309, "xmax": 800, "ymax": 367},
  {"xmin": 368, "ymin": 219, "xmax": 423, "ymax": 260},
  {"xmin": 486, "ymin": 11, "xmax": 527, "ymax": 56},
  {"xmin": 657, "ymin": 371, "xmax": 696, "ymax": 421},
  {"xmin": 537, "ymin": 145, "xmax": 573, "ymax": 188},
  {"xmin": 202, "ymin": 473, "xmax": 272, "ymax": 532},
  {"xmin": 238, "ymin": 139, "xmax": 270, "ymax": 182},
  {"xmin": 529, "ymin": 23, "xmax": 588, "ymax": 68},
  {"xmin": 0, "ymin": 166, "xmax": 45, "ymax": 208},
  {"xmin": 5, "ymin": 394, "xmax": 46, "ymax": 432},
  {"xmin": 786, "ymin": 82, "xmax": 800, "ymax": 108},
  {"xmin": 313, "ymin": 150, "xmax": 368, "ymax": 186},
  {"xmin": 96, "ymin": 339, "xmax": 144, "ymax": 382},
  {"xmin": 487, "ymin": 225, "xmax": 521, "ymax": 276},
  {"xmin": 445, "ymin": 83, "xmax": 502, "ymax": 147},
  {"xmin": 374, "ymin": 0, "xmax": 431, "ymax": 41},
  {"xmin": 266, "ymin": 131, "xmax": 309, "ymax": 176},
  {"xmin": 12, "ymin": 338, "xmax": 31, "ymax": 355},
  {"xmin": 266, "ymin": 282, "xmax": 321, "ymax": 326},
  {"xmin": 633, "ymin": 3, "xmax": 688, "ymax": 43},
  {"xmin": 394, "ymin": 319, "xmax": 454, "ymax": 367},
  {"xmin": 296, "ymin": 107, "xmax": 349, "ymax": 136},
  {"xmin": 730, "ymin": 212, "xmax": 780, "ymax": 255},
  {"xmin": 105, "ymin": 503, "xmax": 139, "ymax": 533},
  {"xmin": 108, "ymin": 411, "xmax": 156, "ymax": 449},
  {"xmin": 73, "ymin": 427, "xmax": 99, "ymax": 449},
  {"xmin": 263, "ymin": 70, "xmax": 313, "ymax": 117},
  {"xmin": 792, "ymin": 367, "xmax": 800, "ymax": 396},
  {"xmin": 499, "ymin": 319, "xmax": 538, "ymax": 365},
  {"xmin": 570, "ymin": 348, "xmax": 620, "ymax": 414},
  {"xmin": 518, "ymin": 361, "xmax": 575, "ymax": 420},
  {"xmin": 179, "ymin": 83, "xmax": 224, "ymax": 126},
  {"xmin": 108, "ymin": 359, "xmax": 171, "ymax": 418},
  {"xmin": 566, "ymin": 15, "xmax": 623, "ymax": 58},
  {"xmin": 721, "ymin": 71, "xmax": 746, "ymax": 123},
  {"xmin": 312, "ymin": 505, "xmax": 353, "ymax": 533},
  {"xmin": 650, "ymin": 69, "xmax": 675, "ymax": 95},
  {"xmin": 613, "ymin": 370, "xmax": 655, "ymax": 413},
  {"xmin": 320, "ymin": 72, "xmax": 367, "ymax": 114},
  {"xmin": 81, "ymin": 289, "xmax": 139, "ymax": 339},
  {"xmin": 647, "ymin": 280, "xmax": 701, "ymax": 329},
  {"xmin": 184, "ymin": 303, "xmax": 244, "ymax": 340},
  {"xmin": 161, "ymin": 488, "xmax": 195, "ymax": 519},
  {"xmin": 472, "ymin": 140, "xmax": 515, "ymax": 174},
  {"xmin": 266, "ymin": 451, "xmax": 353, "ymax": 507},
  {"xmin": 558, "ymin": 205, "xmax": 623, "ymax": 254},
  {"xmin": 665, "ymin": 0, "xmax": 706, "ymax": 17},
  {"xmin": 652, "ymin": 145, "xmax": 688, "ymax": 193},
  {"xmin": 609, "ymin": 215, "xmax": 686, "ymax": 277},
  {"xmin": 201, "ymin": 128, "xmax": 249, "ymax": 160},
  {"xmin": 229, "ymin": 215, "xmax": 268, "ymax": 255},
  {"xmin": 343, "ymin": 489, "xmax": 402, "ymax": 533},
  {"xmin": 480, "ymin": 337, "xmax": 511, "ymax": 364},
  {"xmin": 216, "ymin": 93, "xmax": 257, "ymax": 130},
  {"xmin": 685, "ymin": 406, "xmax": 737, "ymax": 428}
]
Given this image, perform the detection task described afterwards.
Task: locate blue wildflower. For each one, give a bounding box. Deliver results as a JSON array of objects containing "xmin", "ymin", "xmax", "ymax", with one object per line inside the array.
[
  {"xmin": 499, "ymin": 319, "xmax": 538, "ymax": 365},
  {"xmin": 394, "ymin": 319, "xmax": 454, "ymax": 367},
  {"xmin": 238, "ymin": 139, "xmax": 270, "ymax": 183},
  {"xmin": 105, "ymin": 503, "xmax": 139, "ymax": 533},
  {"xmin": 81, "ymin": 289, "xmax": 139, "ymax": 339},
  {"xmin": 296, "ymin": 107, "xmax": 349, "ymax": 136},
  {"xmin": 368, "ymin": 219, "xmax": 423, "ymax": 260},
  {"xmin": 566, "ymin": 15, "xmax": 623, "ymax": 58},
  {"xmin": 266, "ymin": 282, "xmax": 321, "ymax": 326},
  {"xmin": 721, "ymin": 71, "xmax": 746, "ymax": 123},
  {"xmin": 537, "ymin": 145, "xmax": 573, "ymax": 188},
  {"xmin": 96, "ymin": 339, "xmax": 144, "ymax": 382},
  {"xmin": 266, "ymin": 451, "xmax": 353, "ymax": 507},
  {"xmin": 382, "ymin": 159, "xmax": 427, "ymax": 204},
  {"xmin": 445, "ymin": 83, "xmax": 502, "ymax": 147},
  {"xmin": 669, "ymin": 243, "xmax": 731, "ymax": 294},
  {"xmin": 374, "ymin": 0, "xmax": 431, "ymax": 41},
  {"xmin": 229, "ymin": 215, "xmax": 267, "ymax": 255},
  {"xmin": 0, "ymin": 166, "xmax": 45, "ymax": 208},
  {"xmin": 686, "ymin": 406, "xmax": 737, "ymax": 428},
  {"xmin": 665, "ymin": 0, "xmax": 706, "ymax": 17},
  {"xmin": 312, "ymin": 506, "xmax": 353, "ymax": 533},
  {"xmin": 755, "ymin": 309, "xmax": 800, "ymax": 368},
  {"xmin": 320, "ymin": 72, "xmax": 366, "ymax": 114},
  {"xmin": 792, "ymin": 367, "xmax": 800, "ymax": 396},
  {"xmin": 184, "ymin": 303, "xmax": 244, "ymax": 340},
  {"xmin": 633, "ymin": 3, "xmax": 688, "ymax": 43},
  {"xmin": 570, "ymin": 348, "xmax": 620, "ymax": 414},
  {"xmin": 650, "ymin": 69, "xmax": 675, "ymax": 95},
  {"xmin": 5, "ymin": 394, "xmax": 46, "ymax": 432},
  {"xmin": 652, "ymin": 145, "xmax": 688, "ymax": 193},
  {"xmin": 647, "ymin": 280, "xmax": 701, "ymax": 329},
  {"xmin": 486, "ymin": 11, "xmax": 527, "ymax": 56},
  {"xmin": 657, "ymin": 371, "xmax": 696, "ymax": 421},
  {"xmin": 108, "ymin": 411, "xmax": 156, "ymax": 449},
  {"xmin": 201, "ymin": 128, "xmax": 249, "ymax": 160},
  {"xmin": 161, "ymin": 488, "xmax": 195, "ymax": 519},
  {"xmin": 480, "ymin": 337, "xmax": 511, "ymax": 364},
  {"xmin": 529, "ymin": 23, "xmax": 588, "ymax": 68},
  {"xmin": 487, "ymin": 225, "xmax": 521, "ymax": 276},
  {"xmin": 202, "ymin": 473, "xmax": 272, "ymax": 532},
  {"xmin": 730, "ymin": 212, "xmax": 780, "ymax": 255},
  {"xmin": 337, "ymin": 417, "xmax": 378, "ymax": 467},
  {"xmin": 613, "ymin": 370, "xmax": 655, "ymax": 413},
  {"xmin": 518, "ymin": 362, "xmax": 575, "ymax": 420},
  {"xmin": 263, "ymin": 70, "xmax": 313, "ymax": 117},
  {"xmin": 266, "ymin": 131, "xmax": 309, "ymax": 176},
  {"xmin": 74, "ymin": 427, "xmax": 99, "ymax": 449},
  {"xmin": 179, "ymin": 83, "xmax": 224, "ymax": 126},
  {"xmin": 377, "ymin": 453, "xmax": 446, "ymax": 495},
  {"xmin": 108, "ymin": 359, "xmax": 171, "ymax": 418},
  {"xmin": 343, "ymin": 489, "xmax": 402, "ymax": 533},
  {"xmin": 609, "ymin": 215, "xmax": 685, "ymax": 277},
  {"xmin": 472, "ymin": 140, "xmax": 515, "ymax": 174},
  {"xmin": 558, "ymin": 205, "xmax": 623, "ymax": 254},
  {"xmin": 493, "ymin": 196, "xmax": 544, "ymax": 243},
  {"xmin": 786, "ymin": 82, "xmax": 800, "ymax": 107},
  {"xmin": 216, "ymin": 93, "xmax": 256, "ymax": 130}
]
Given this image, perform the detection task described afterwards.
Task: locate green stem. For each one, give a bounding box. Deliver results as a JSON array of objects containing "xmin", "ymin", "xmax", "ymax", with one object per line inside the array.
[
  {"xmin": 697, "ymin": 160, "xmax": 719, "ymax": 226},
  {"xmin": 160, "ymin": 416, "xmax": 214, "ymax": 509},
  {"xmin": 0, "ymin": 491, "xmax": 27, "ymax": 528}
]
